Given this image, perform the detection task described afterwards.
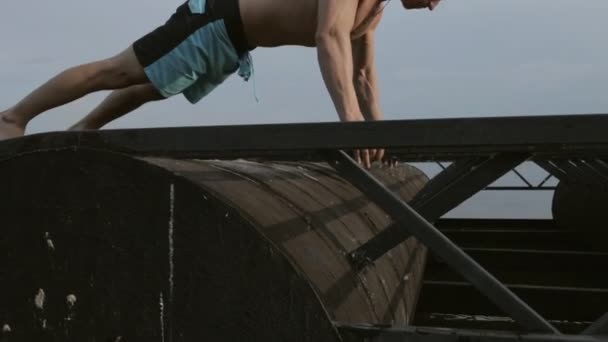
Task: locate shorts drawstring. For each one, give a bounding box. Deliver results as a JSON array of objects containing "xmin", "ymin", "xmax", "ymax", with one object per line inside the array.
[{"xmin": 238, "ymin": 52, "xmax": 260, "ymax": 103}]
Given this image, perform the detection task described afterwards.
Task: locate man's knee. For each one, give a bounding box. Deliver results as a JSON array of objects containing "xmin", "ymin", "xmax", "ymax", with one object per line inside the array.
[{"xmin": 94, "ymin": 47, "xmax": 149, "ymax": 89}]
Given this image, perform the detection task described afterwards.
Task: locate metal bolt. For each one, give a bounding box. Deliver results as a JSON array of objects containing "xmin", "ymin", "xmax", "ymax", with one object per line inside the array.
[{"xmin": 66, "ymin": 294, "xmax": 77, "ymax": 308}]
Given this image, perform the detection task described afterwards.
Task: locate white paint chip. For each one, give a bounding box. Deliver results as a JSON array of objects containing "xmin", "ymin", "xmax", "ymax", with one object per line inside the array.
[
  {"xmin": 44, "ymin": 232, "xmax": 55, "ymax": 251},
  {"xmin": 159, "ymin": 292, "xmax": 165, "ymax": 342},
  {"xmin": 34, "ymin": 288, "xmax": 45, "ymax": 311}
]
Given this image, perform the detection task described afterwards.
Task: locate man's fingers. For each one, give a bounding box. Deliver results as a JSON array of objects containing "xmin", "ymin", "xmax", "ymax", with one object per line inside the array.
[
  {"xmin": 375, "ymin": 149, "xmax": 385, "ymax": 163},
  {"xmin": 352, "ymin": 149, "xmax": 381, "ymax": 169},
  {"xmin": 362, "ymin": 149, "xmax": 371, "ymax": 169},
  {"xmin": 381, "ymin": 154, "xmax": 399, "ymax": 168},
  {"xmin": 369, "ymin": 149, "xmax": 377, "ymax": 161}
]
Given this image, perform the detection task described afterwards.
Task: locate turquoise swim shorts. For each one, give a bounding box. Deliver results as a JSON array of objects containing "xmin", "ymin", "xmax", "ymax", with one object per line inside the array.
[{"xmin": 133, "ymin": 0, "xmax": 254, "ymax": 104}]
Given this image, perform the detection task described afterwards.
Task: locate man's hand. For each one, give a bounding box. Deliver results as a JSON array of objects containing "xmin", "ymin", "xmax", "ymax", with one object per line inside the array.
[
  {"xmin": 343, "ymin": 114, "xmax": 385, "ymax": 169},
  {"xmin": 353, "ymin": 148, "xmax": 384, "ymax": 169}
]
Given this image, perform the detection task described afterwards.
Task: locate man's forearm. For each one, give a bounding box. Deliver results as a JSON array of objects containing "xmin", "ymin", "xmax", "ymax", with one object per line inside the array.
[
  {"xmin": 316, "ymin": 35, "xmax": 364, "ymax": 122},
  {"xmin": 354, "ymin": 70, "xmax": 383, "ymax": 121}
]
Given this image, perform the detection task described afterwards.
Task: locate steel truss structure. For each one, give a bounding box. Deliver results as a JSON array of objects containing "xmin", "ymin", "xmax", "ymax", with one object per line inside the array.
[
  {"xmin": 1, "ymin": 113, "xmax": 606, "ymax": 340},
  {"xmin": 432, "ymin": 161, "xmax": 557, "ymax": 191}
]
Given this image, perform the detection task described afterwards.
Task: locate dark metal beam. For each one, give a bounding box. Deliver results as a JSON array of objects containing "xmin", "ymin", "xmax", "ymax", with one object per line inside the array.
[
  {"xmin": 2, "ymin": 113, "xmax": 608, "ymax": 161},
  {"xmin": 537, "ymin": 173, "xmax": 555, "ymax": 187},
  {"xmin": 570, "ymin": 159, "xmax": 608, "ymax": 185},
  {"xmin": 587, "ymin": 159, "xmax": 608, "ymax": 181},
  {"xmin": 576, "ymin": 160, "xmax": 608, "ymax": 185},
  {"xmin": 583, "ymin": 313, "xmax": 608, "ymax": 335},
  {"xmin": 512, "ymin": 168, "xmax": 534, "ymax": 187},
  {"xmin": 348, "ymin": 221, "xmax": 409, "ymax": 270},
  {"xmin": 552, "ymin": 160, "xmax": 590, "ymax": 183},
  {"xmin": 591, "ymin": 159, "xmax": 608, "ymax": 173},
  {"xmin": 435, "ymin": 229, "xmax": 579, "ymax": 251},
  {"xmin": 412, "ymin": 153, "xmax": 529, "ymax": 219},
  {"xmin": 535, "ymin": 160, "xmax": 569, "ymax": 181},
  {"xmin": 435, "ymin": 219, "xmax": 558, "ymax": 231},
  {"xmin": 326, "ymin": 150, "xmax": 558, "ymax": 333},
  {"xmin": 335, "ymin": 323, "xmax": 602, "ymax": 342},
  {"xmin": 453, "ymin": 248, "xmax": 608, "ymax": 272},
  {"xmin": 416, "ymin": 281, "xmax": 608, "ymax": 323},
  {"xmin": 349, "ymin": 158, "xmax": 486, "ymax": 267},
  {"xmin": 485, "ymin": 186, "xmax": 556, "ymax": 190},
  {"xmin": 410, "ymin": 157, "xmax": 490, "ymax": 208},
  {"xmin": 347, "ymin": 153, "xmax": 528, "ymax": 267}
]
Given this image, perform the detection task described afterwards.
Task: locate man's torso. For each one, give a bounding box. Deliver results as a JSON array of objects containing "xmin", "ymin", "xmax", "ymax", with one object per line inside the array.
[{"xmin": 239, "ymin": 0, "xmax": 385, "ymax": 47}]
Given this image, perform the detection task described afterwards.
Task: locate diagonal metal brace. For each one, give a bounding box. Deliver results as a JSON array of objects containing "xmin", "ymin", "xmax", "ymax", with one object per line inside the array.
[
  {"xmin": 410, "ymin": 157, "xmax": 488, "ymax": 208},
  {"xmin": 326, "ymin": 150, "xmax": 557, "ymax": 334},
  {"xmin": 583, "ymin": 313, "xmax": 608, "ymax": 335},
  {"xmin": 412, "ymin": 153, "xmax": 529, "ymax": 220},
  {"xmin": 348, "ymin": 153, "xmax": 528, "ymax": 268},
  {"xmin": 536, "ymin": 160, "xmax": 569, "ymax": 181}
]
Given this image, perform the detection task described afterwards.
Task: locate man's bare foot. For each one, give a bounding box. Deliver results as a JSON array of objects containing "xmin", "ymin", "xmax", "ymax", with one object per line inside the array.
[
  {"xmin": 0, "ymin": 112, "xmax": 26, "ymax": 141},
  {"xmin": 68, "ymin": 121, "xmax": 97, "ymax": 131},
  {"xmin": 67, "ymin": 122, "xmax": 85, "ymax": 131}
]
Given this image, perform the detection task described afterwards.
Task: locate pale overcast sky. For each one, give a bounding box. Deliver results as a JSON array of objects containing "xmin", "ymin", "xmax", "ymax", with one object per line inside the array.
[
  {"xmin": 1, "ymin": 0, "xmax": 607, "ymax": 132},
  {"xmin": 1, "ymin": 0, "xmax": 606, "ymax": 218}
]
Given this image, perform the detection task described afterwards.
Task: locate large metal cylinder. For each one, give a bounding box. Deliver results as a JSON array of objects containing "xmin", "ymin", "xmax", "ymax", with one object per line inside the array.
[
  {"xmin": 0, "ymin": 149, "xmax": 428, "ymax": 341},
  {"xmin": 552, "ymin": 180, "xmax": 608, "ymax": 247}
]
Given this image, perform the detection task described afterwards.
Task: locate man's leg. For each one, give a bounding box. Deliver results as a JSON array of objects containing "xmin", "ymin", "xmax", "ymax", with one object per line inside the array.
[
  {"xmin": 69, "ymin": 84, "xmax": 165, "ymax": 130},
  {"xmin": 0, "ymin": 46, "xmax": 148, "ymax": 140}
]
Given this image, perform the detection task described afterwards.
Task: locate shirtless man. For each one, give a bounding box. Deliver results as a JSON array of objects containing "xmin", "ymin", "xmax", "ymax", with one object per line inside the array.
[{"xmin": 0, "ymin": 0, "xmax": 440, "ymax": 167}]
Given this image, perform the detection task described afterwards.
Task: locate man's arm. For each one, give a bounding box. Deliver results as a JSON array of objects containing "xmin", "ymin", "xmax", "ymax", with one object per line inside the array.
[
  {"xmin": 352, "ymin": 31, "xmax": 383, "ymax": 122},
  {"xmin": 315, "ymin": 0, "xmax": 362, "ymax": 122},
  {"xmin": 352, "ymin": 23, "xmax": 387, "ymax": 164}
]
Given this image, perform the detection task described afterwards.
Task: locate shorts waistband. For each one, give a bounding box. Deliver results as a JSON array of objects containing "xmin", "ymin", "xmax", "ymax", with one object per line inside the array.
[{"xmin": 206, "ymin": 0, "xmax": 254, "ymax": 57}]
